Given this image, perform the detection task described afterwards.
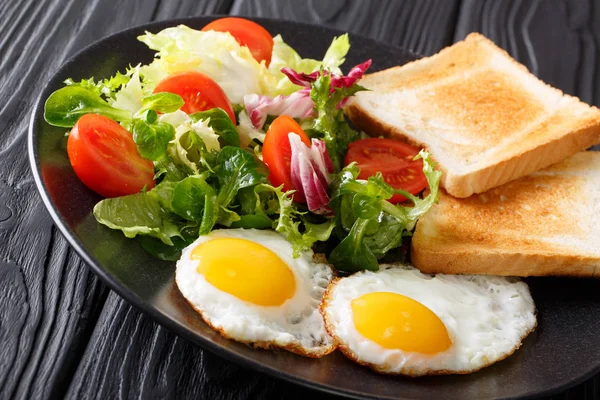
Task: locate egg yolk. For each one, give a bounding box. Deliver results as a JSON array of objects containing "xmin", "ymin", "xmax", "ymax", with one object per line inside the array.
[
  {"xmin": 351, "ymin": 292, "xmax": 451, "ymax": 354},
  {"xmin": 192, "ymin": 238, "xmax": 296, "ymax": 306}
]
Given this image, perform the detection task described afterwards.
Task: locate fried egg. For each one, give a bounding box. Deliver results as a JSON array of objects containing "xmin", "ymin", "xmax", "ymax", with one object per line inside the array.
[
  {"xmin": 321, "ymin": 264, "xmax": 536, "ymax": 375},
  {"xmin": 176, "ymin": 228, "xmax": 336, "ymax": 357}
]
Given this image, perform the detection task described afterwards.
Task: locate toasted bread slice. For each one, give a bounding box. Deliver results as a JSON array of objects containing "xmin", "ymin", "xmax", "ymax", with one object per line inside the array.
[
  {"xmin": 411, "ymin": 151, "xmax": 600, "ymax": 277},
  {"xmin": 346, "ymin": 33, "xmax": 600, "ymax": 198}
]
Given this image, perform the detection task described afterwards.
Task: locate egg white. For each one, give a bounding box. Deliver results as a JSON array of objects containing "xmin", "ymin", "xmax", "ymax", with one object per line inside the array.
[
  {"xmin": 321, "ymin": 264, "xmax": 537, "ymax": 375},
  {"xmin": 176, "ymin": 228, "xmax": 336, "ymax": 357}
]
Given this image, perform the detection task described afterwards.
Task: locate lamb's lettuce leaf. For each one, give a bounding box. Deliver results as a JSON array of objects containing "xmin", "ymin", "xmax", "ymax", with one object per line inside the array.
[
  {"xmin": 190, "ymin": 108, "xmax": 240, "ymax": 148},
  {"xmin": 132, "ymin": 113, "xmax": 176, "ymax": 161},
  {"xmin": 44, "ymin": 86, "xmax": 132, "ymax": 127},
  {"xmin": 215, "ymin": 147, "xmax": 268, "ymax": 207},
  {"xmin": 140, "ymin": 92, "xmax": 185, "ymax": 114},
  {"xmin": 172, "ymin": 175, "xmax": 219, "ymax": 234}
]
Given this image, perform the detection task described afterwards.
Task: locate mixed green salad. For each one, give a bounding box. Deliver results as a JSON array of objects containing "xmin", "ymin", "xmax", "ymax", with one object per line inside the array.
[{"xmin": 43, "ymin": 19, "xmax": 441, "ymax": 272}]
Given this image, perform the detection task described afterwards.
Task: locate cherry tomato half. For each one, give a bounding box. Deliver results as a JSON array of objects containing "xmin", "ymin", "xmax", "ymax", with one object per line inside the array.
[
  {"xmin": 202, "ymin": 17, "xmax": 274, "ymax": 66},
  {"xmin": 67, "ymin": 114, "xmax": 155, "ymax": 198},
  {"xmin": 262, "ymin": 115, "xmax": 311, "ymax": 203},
  {"xmin": 345, "ymin": 138, "xmax": 427, "ymax": 204},
  {"xmin": 153, "ymin": 71, "xmax": 236, "ymax": 124}
]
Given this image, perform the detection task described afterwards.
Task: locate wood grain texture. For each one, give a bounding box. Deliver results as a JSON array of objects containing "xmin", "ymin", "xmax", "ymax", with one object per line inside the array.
[
  {"xmin": 3, "ymin": 0, "xmax": 600, "ymax": 399},
  {"xmin": 231, "ymin": 0, "xmax": 460, "ymax": 56},
  {"xmin": 0, "ymin": 0, "xmax": 230, "ymax": 399},
  {"xmin": 0, "ymin": 141, "xmax": 107, "ymax": 399},
  {"xmin": 455, "ymin": 0, "xmax": 599, "ymax": 105},
  {"xmin": 67, "ymin": 292, "xmax": 339, "ymax": 400},
  {"xmin": 455, "ymin": 2, "xmax": 600, "ymax": 397}
]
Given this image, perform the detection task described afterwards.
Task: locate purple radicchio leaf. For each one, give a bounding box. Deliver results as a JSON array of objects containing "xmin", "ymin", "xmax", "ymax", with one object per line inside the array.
[
  {"xmin": 330, "ymin": 59, "xmax": 372, "ymax": 88},
  {"xmin": 244, "ymin": 89, "xmax": 314, "ymax": 129},
  {"xmin": 288, "ymin": 133, "xmax": 334, "ymax": 214},
  {"xmin": 280, "ymin": 68, "xmax": 320, "ymax": 88}
]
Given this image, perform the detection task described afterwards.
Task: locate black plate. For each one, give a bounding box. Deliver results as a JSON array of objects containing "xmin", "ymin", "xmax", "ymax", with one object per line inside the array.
[{"xmin": 28, "ymin": 16, "xmax": 600, "ymax": 400}]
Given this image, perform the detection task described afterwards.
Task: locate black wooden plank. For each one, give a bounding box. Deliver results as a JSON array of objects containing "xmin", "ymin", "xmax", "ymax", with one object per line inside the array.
[
  {"xmin": 67, "ymin": 292, "xmax": 341, "ymax": 400},
  {"xmin": 151, "ymin": 0, "xmax": 232, "ymax": 20},
  {"xmin": 231, "ymin": 0, "xmax": 461, "ymax": 56},
  {"xmin": 62, "ymin": 1, "xmax": 461, "ymax": 399},
  {"xmin": 455, "ymin": 1, "xmax": 600, "ymax": 398},
  {"xmin": 455, "ymin": 0, "xmax": 599, "ymax": 105},
  {"xmin": 0, "ymin": 0, "xmax": 230, "ymax": 399}
]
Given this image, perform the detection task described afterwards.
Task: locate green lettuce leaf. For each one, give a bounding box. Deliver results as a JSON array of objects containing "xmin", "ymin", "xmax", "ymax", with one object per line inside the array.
[
  {"xmin": 227, "ymin": 186, "xmax": 274, "ymax": 229},
  {"xmin": 110, "ymin": 67, "xmax": 144, "ymax": 114},
  {"xmin": 44, "ymin": 86, "xmax": 132, "ymax": 128},
  {"xmin": 140, "ymin": 92, "xmax": 184, "ymax": 114},
  {"xmin": 93, "ymin": 183, "xmax": 180, "ymax": 245},
  {"xmin": 269, "ymin": 34, "xmax": 350, "ymax": 95},
  {"xmin": 171, "ymin": 174, "xmax": 219, "ymax": 235},
  {"xmin": 215, "ymin": 146, "xmax": 268, "ymax": 208},
  {"xmin": 230, "ymin": 214, "xmax": 273, "ymax": 229},
  {"xmin": 328, "ymin": 151, "xmax": 442, "ymax": 272},
  {"xmin": 132, "ymin": 115, "xmax": 176, "ymax": 161},
  {"xmin": 166, "ymin": 121, "xmax": 218, "ymax": 175},
  {"xmin": 322, "ymin": 33, "xmax": 350, "ymax": 70},
  {"xmin": 190, "ymin": 108, "xmax": 240, "ymax": 147},
  {"xmin": 64, "ymin": 71, "xmax": 130, "ymax": 100},
  {"xmin": 254, "ymin": 184, "xmax": 333, "ymax": 256},
  {"xmin": 154, "ymin": 157, "xmax": 187, "ymax": 182},
  {"xmin": 310, "ymin": 70, "xmax": 365, "ymax": 171},
  {"xmin": 329, "ymin": 218, "xmax": 378, "ymax": 272},
  {"xmin": 138, "ymin": 234, "xmax": 196, "ymax": 261},
  {"xmin": 137, "ymin": 26, "xmax": 274, "ymax": 102}
]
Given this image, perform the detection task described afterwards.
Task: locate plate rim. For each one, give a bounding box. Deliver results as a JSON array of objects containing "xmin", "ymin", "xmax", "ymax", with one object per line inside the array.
[{"xmin": 27, "ymin": 15, "xmax": 600, "ymax": 400}]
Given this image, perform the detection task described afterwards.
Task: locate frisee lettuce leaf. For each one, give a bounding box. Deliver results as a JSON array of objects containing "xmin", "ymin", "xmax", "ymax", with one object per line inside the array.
[
  {"xmin": 254, "ymin": 184, "xmax": 334, "ymax": 256},
  {"xmin": 310, "ymin": 69, "xmax": 366, "ymax": 172},
  {"xmin": 64, "ymin": 70, "xmax": 131, "ymax": 100},
  {"xmin": 328, "ymin": 150, "xmax": 441, "ymax": 272},
  {"xmin": 269, "ymin": 34, "xmax": 349, "ymax": 95},
  {"xmin": 165, "ymin": 120, "xmax": 217, "ymax": 175},
  {"xmin": 110, "ymin": 67, "xmax": 144, "ymax": 114},
  {"xmin": 138, "ymin": 26, "xmax": 274, "ymax": 103},
  {"xmin": 53, "ymin": 24, "xmax": 369, "ymax": 263}
]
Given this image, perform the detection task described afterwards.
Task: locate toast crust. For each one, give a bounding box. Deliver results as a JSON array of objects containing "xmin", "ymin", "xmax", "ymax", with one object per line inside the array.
[
  {"xmin": 411, "ymin": 247, "xmax": 600, "ymax": 278},
  {"xmin": 346, "ymin": 33, "xmax": 600, "ymax": 198},
  {"xmin": 411, "ymin": 152, "xmax": 600, "ymax": 277}
]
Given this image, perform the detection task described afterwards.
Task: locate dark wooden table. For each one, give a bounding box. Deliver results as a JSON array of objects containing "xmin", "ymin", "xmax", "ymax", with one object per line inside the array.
[{"xmin": 2, "ymin": 0, "xmax": 599, "ymax": 399}]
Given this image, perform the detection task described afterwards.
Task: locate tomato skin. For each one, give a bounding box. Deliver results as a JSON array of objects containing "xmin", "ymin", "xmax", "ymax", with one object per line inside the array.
[
  {"xmin": 262, "ymin": 115, "xmax": 311, "ymax": 203},
  {"xmin": 202, "ymin": 17, "xmax": 274, "ymax": 66},
  {"xmin": 153, "ymin": 72, "xmax": 236, "ymax": 124},
  {"xmin": 345, "ymin": 138, "xmax": 427, "ymax": 204},
  {"xmin": 67, "ymin": 114, "xmax": 155, "ymax": 198}
]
